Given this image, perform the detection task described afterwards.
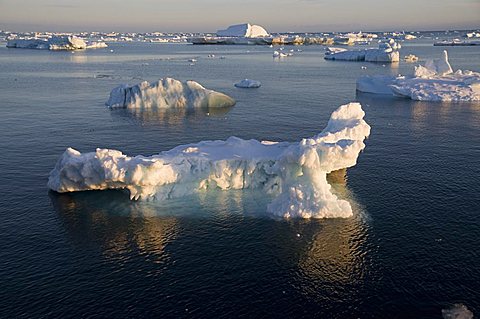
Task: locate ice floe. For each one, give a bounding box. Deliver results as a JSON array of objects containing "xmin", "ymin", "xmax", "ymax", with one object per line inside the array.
[
  {"xmin": 442, "ymin": 304, "xmax": 474, "ymax": 319},
  {"xmin": 105, "ymin": 78, "xmax": 236, "ymax": 109},
  {"xmin": 234, "ymin": 79, "xmax": 261, "ymax": 88},
  {"xmin": 404, "ymin": 54, "xmax": 419, "ymax": 62},
  {"xmin": 48, "ymin": 102, "xmax": 370, "ymax": 219},
  {"xmin": 356, "ymin": 50, "xmax": 480, "ymax": 101},
  {"xmin": 325, "ymin": 39, "xmax": 401, "ymax": 63}
]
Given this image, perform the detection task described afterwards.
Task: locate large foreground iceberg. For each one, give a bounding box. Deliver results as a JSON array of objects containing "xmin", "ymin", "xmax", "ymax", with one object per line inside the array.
[
  {"xmin": 48, "ymin": 103, "xmax": 370, "ymax": 219},
  {"xmin": 106, "ymin": 78, "xmax": 236, "ymax": 109},
  {"xmin": 325, "ymin": 39, "xmax": 401, "ymax": 63},
  {"xmin": 357, "ymin": 51, "xmax": 480, "ymax": 101}
]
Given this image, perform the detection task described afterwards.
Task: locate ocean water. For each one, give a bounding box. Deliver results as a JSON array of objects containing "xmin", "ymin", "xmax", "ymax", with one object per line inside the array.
[{"xmin": 0, "ymin": 37, "xmax": 479, "ymax": 318}]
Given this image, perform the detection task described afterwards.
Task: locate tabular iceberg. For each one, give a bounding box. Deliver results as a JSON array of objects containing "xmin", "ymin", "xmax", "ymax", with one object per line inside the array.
[
  {"xmin": 48, "ymin": 102, "xmax": 370, "ymax": 219},
  {"xmin": 6, "ymin": 36, "xmax": 107, "ymax": 50},
  {"xmin": 7, "ymin": 36, "xmax": 87, "ymax": 50},
  {"xmin": 325, "ymin": 39, "xmax": 401, "ymax": 63},
  {"xmin": 357, "ymin": 50, "xmax": 480, "ymax": 101},
  {"xmin": 105, "ymin": 78, "xmax": 236, "ymax": 109}
]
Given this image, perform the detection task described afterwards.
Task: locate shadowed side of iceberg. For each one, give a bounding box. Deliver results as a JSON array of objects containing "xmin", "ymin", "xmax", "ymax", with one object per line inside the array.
[
  {"xmin": 48, "ymin": 103, "xmax": 370, "ymax": 219},
  {"xmin": 105, "ymin": 78, "xmax": 236, "ymax": 109}
]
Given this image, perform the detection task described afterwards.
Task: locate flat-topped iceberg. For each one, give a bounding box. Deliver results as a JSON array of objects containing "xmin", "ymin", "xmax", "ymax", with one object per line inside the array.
[
  {"xmin": 234, "ymin": 79, "xmax": 261, "ymax": 88},
  {"xmin": 48, "ymin": 102, "xmax": 370, "ymax": 219},
  {"xmin": 7, "ymin": 36, "xmax": 87, "ymax": 50},
  {"xmin": 217, "ymin": 23, "xmax": 269, "ymax": 38},
  {"xmin": 105, "ymin": 78, "xmax": 236, "ymax": 109},
  {"xmin": 325, "ymin": 39, "xmax": 401, "ymax": 63},
  {"xmin": 357, "ymin": 50, "xmax": 480, "ymax": 101}
]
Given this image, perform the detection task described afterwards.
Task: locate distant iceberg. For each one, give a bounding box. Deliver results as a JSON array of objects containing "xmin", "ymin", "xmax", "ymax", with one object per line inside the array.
[
  {"xmin": 234, "ymin": 79, "xmax": 261, "ymax": 88},
  {"xmin": 325, "ymin": 39, "xmax": 401, "ymax": 63},
  {"xmin": 48, "ymin": 102, "xmax": 370, "ymax": 219},
  {"xmin": 6, "ymin": 35, "xmax": 107, "ymax": 50},
  {"xmin": 105, "ymin": 78, "xmax": 236, "ymax": 109},
  {"xmin": 7, "ymin": 36, "xmax": 87, "ymax": 50},
  {"xmin": 216, "ymin": 23, "xmax": 269, "ymax": 38},
  {"xmin": 85, "ymin": 41, "xmax": 108, "ymax": 49},
  {"xmin": 357, "ymin": 50, "xmax": 480, "ymax": 101}
]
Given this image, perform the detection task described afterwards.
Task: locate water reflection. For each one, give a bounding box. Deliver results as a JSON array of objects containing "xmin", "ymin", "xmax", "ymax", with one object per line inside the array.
[
  {"xmin": 109, "ymin": 105, "xmax": 234, "ymax": 127},
  {"xmin": 50, "ymin": 191, "xmax": 178, "ymax": 263},
  {"xmin": 289, "ymin": 182, "xmax": 372, "ymax": 302},
  {"xmin": 356, "ymin": 91, "xmax": 480, "ymax": 134},
  {"xmin": 50, "ymin": 173, "xmax": 371, "ymax": 292}
]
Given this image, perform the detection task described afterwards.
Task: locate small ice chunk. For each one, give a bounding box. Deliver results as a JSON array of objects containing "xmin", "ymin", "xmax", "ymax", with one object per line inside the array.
[{"xmin": 234, "ymin": 79, "xmax": 262, "ymax": 88}]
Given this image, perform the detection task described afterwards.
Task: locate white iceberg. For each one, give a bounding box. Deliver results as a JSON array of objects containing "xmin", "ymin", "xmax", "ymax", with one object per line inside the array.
[
  {"xmin": 273, "ymin": 50, "xmax": 288, "ymax": 58},
  {"xmin": 48, "ymin": 102, "xmax": 370, "ymax": 219},
  {"xmin": 325, "ymin": 39, "xmax": 400, "ymax": 63},
  {"xmin": 105, "ymin": 78, "xmax": 236, "ymax": 109},
  {"xmin": 85, "ymin": 41, "xmax": 108, "ymax": 49},
  {"xmin": 356, "ymin": 50, "xmax": 480, "ymax": 101},
  {"xmin": 217, "ymin": 23, "xmax": 269, "ymax": 38},
  {"xmin": 7, "ymin": 36, "xmax": 87, "ymax": 50},
  {"xmin": 234, "ymin": 79, "xmax": 261, "ymax": 88}
]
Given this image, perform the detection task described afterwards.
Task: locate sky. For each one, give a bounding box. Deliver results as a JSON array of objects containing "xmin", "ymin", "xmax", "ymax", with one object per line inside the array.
[{"xmin": 0, "ymin": 0, "xmax": 479, "ymax": 32}]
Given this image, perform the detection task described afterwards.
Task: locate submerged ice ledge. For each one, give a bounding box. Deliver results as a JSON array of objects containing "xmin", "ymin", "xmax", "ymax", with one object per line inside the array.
[
  {"xmin": 356, "ymin": 50, "xmax": 480, "ymax": 101},
  {"xmin": 48, "ymin": 103, "xmax": 370, "ymax": 219},
  {"xmin": 106, "ymin": 78, "xmax": 236, "ymax": 109}
]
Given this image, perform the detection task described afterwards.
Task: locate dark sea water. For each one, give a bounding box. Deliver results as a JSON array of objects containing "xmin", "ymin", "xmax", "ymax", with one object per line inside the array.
[{"xmin": 0, "ymin": 37, "xmax": 479, "ymax": 318}]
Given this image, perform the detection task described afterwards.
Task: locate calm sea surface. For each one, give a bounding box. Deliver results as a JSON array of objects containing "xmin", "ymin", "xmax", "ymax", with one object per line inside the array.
[{"xmin": 0, "ymin": 36, "xmax": 479, "ymax": 318}]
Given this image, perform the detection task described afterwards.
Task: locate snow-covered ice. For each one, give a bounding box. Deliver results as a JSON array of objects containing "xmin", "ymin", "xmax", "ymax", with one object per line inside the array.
[
  {"xmin": 85, "ymin": 41, "xmax": 108, "ymax": 49},
  {"xmin": 7, "ymin": 36, "xmax": 107, "ymax": 50},
  {"xmin": 105, "ymin": 78, "xmax": 236, "ymax": 109},
  {"xmin": 234, "ymin": 79, "xmax": 261, "ymax": 88},
  {"xmin": 48, "ymin": 102, "xmax": 370, "ymax": 219},
  {"xmin": 217, "ymin": 23, "xmax": 269, "ymax": 38},
  {"xmin": 325, "ymin": 39, "xmax": 401, "ymax": 63},
  {"xmin": 7, "ymin": 36, "xmax": 87, "ymax": 50},
  {"xmin": 356, "ymin": 50, "xmax": 480, "ymax": 101}
]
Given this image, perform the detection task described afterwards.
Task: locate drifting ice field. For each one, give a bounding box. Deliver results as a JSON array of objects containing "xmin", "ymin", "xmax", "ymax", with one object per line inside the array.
[{"xmin": 1, "ymin": 38, "xmax": 480, "ymax": 318}]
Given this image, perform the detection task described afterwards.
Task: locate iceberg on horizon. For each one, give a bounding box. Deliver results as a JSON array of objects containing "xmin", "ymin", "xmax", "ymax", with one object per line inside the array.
[
  {"xmin": 48, "ymin": 102, "xmax": 370, "ymax": 219},
  {"xmin": 105, "ymin": 78, "xmax": 236, "ymax": 109},
  {"xmin": 6, "ymin": 36, "xmax": 107, "ymax": 50},
  {"xmin": 216, "ymin": 23, "xmax": 269, "ymax": 38},
  {"xmin": 7, "ymin": 36, "xmax": 87, "ymax": 50},
  {"xmin": 356, "ymin": 50, "xmax": 480, "ymax": 101},
  {"xmin": 325, "ymin": 39, "xmax": 401, "ymax": 63}
]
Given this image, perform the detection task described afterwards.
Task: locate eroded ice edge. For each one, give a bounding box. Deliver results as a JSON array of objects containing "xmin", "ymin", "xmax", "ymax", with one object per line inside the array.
[
  {"xmin": 357, "ymin": 50, "xmax": 480, "ymax": 101},
  {"xmin": 48, "ymin": 103, "xmax": 370, "ymax": 219},
  {"xmin": 105, "ymin": 78, "xmax": 236, "ymax": 109}
]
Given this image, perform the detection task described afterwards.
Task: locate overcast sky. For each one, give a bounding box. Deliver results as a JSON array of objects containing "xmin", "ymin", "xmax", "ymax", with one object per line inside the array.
[{"xmin": 1, "ymin": 0, "xmax": 479, "ymax": 32}]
